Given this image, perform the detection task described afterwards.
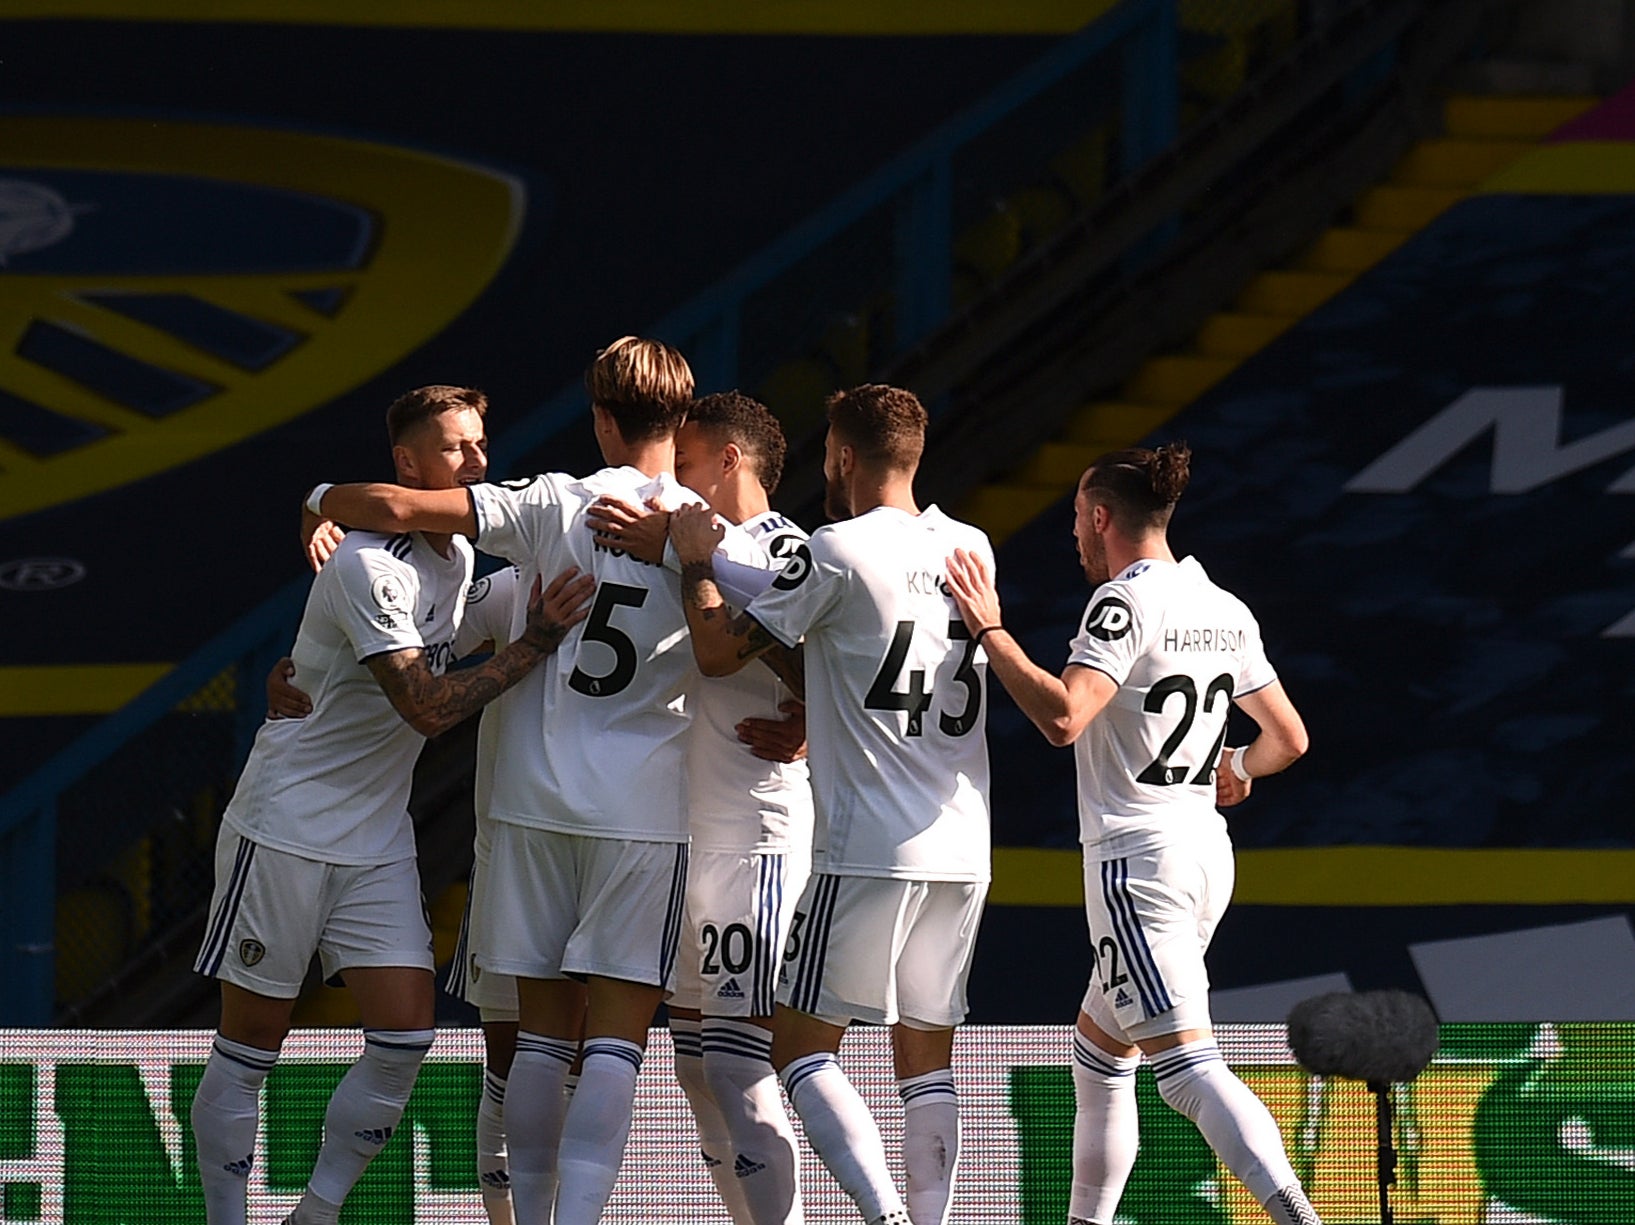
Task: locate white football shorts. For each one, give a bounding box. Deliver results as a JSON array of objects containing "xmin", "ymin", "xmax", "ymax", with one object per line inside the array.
[
  {"xmin": 443, "ymin": 840, "xmax": 518, "ymax": 1020},
  {"xmin": 1079, "ymin": 832, "xmax": 1235, "ymax": 1042},
  {"xmin": 777, "ymin": 873, "xmax": 987, "ymax": 1029},
  {"xmin": 475, "ymin": 822, "xmax": 688, "ymax": 988},
  {"xmin": 671, "ymin": 845, "xmax": 810, "ymax": 1016},
  {"xmin": 194, "ymin": 829, "xmax": 433, "ymax": 999}
]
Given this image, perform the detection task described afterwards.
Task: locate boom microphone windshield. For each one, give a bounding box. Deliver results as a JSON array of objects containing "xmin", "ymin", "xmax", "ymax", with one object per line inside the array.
[{"xmin": 1286, "ymin": 990, "xmax": 1439, "ymax": 1084}]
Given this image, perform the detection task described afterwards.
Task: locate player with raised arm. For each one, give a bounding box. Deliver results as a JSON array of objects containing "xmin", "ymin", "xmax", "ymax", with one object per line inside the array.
[
  {"xmin": 942, "ymin": 443, "xmax": 1318, "ymax": 1225},
  {"xmin": 588, "ymin": 391, "xmax": 812, "ymax": 1225},
  {"xmin": 307, "ymin": 338, "xmax": 717, "ymax": 1225},
  {"xmin": 668, "ymin": 384, "xmax": 993, "ymax": 1225},
  {"xmin": 191, "ymin": 386, "xmax": 593, "ymax": 1225}
]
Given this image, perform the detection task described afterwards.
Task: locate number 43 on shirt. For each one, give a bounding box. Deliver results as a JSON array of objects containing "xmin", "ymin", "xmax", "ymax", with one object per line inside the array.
[{"xmin": 864, "ymin": 619, "xmax": 982, "ymax": 738}]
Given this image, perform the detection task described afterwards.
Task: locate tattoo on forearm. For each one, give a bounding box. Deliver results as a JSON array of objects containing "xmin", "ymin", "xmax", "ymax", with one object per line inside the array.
[
  {"xmin": 681, "ymin": 560, "xmax": 726, "ymax": 615},
  {"xmin": 368, "ymin": 641, "xmax": 546, "ymax": 737},
  {"xmin": 731, "ymin": 613, "xmax": 775, "ymax": 660},
  {"xmin": 520, "ymin": 619, "xmax": 571, "ymax": 652}
]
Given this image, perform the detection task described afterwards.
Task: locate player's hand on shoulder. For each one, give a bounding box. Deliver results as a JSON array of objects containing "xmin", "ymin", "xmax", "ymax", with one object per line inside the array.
[
  {"xmin": 266, "ymin": 657, "xmax": 312, "ymax": 720},
  {"xmin": 522, "ymin": 566, "xmax": 596, "ymax": 651},
  {"xmin": 737, "ymin": 699, "xmax": 808, "ymax": 763},
  {"xmin": 945, "ymin": 547, "xmax": 1002, "ymax": 636},
  {"xmin": 1215, "ymin": 748, "xmax": 1252, "ymax": 807},
  {"xmin": 670, "ymin": 502, "xmax": 725, "ymax": 563},
  {"xmin": 587, "ymin": 496, "xmax": 670, "ymax": 564},
  {"xmin": 301, "ymin": 511, "xmax": 347, "ymax": 573}
]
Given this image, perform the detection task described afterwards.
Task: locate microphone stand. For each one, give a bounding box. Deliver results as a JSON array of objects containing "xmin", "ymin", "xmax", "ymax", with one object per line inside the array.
[{"xmin": 1368, "ymin": 1079, "xmax": 1395, "ymax": 1225}]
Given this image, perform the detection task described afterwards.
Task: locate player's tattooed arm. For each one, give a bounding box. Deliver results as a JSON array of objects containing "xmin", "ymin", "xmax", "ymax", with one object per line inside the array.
[
  {"xmin": 367, "ymin": 566, "xmax": 595, "ymax": 737},
  {"xmin": 676, "ymin": 556, "xmax": 802, "ymax": 686}
]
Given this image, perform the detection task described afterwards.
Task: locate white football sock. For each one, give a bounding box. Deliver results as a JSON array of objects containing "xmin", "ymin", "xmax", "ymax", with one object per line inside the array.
[
  {"xmin": 780, "ymin": 1052, "xmax": 905, "ymax": 1224},
  {"xmin": 1067, "ymin": 1030, "xmax": 1141, "ymax": 1225},
  {"xmin": 897, "ymin": 1068, "xmax": 959, "ymax": 1225},
  {"xmin": 505, "ymin": 1032, "xmax": 577, "ymax": 1225},
  {"xmin": 553, "ymin": 1037, "xmax": 644, "ymax": 1225},
  {"xmin": 1264, "ymin": 1184, "xmax": 1324, "ymax": 1225},
  {"xmin": 475, "ymin": 1069, "xmax": 514, "ymax": 1225},
  {"xmin": 1150, "ymin": 1038, "xmax": 1314, "ymax": 1213},
  {"xmin": 192, "ymin": 1035, "xmax": 277, "ymax": 1225},
  {"xmin": 672, "ymin": 1018, "xmax": 753, "ymax": 1223},
  {"xmin": 304, "ymin": 1028, "xmax": 432, "ymax": 1210},
  {"xmin": 703, "ymin": 1018, "xmax": 803, "ymax": 1224}
]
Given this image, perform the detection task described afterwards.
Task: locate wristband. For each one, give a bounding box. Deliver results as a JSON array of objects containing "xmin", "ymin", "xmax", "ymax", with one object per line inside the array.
[
  {"xmin": 973, "ymin": 625, "xmax": 1002, "ymax": 647},
  {"xmin": 305, "ymin": 483, "xmax": 334, "ymax": 516},
  {"xmin": 1228, "ymin": 746, "xmax": 1253, "ymax": 782}
]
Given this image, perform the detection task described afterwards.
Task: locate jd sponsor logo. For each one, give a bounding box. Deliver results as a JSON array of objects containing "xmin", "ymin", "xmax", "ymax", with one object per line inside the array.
[
  {"xmin": 772, "ymin": 543, "xmax": 813, "ymax": 590},
  {"xmin": 1083, "ymin": 596, "xmax": 1133, "ymax": 641}
]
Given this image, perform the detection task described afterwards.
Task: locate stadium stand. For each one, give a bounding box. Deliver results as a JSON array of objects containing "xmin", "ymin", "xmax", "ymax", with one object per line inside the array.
[{"xmin": 957, "ymin": 92, "xmax": 1599, "ymax": 547}]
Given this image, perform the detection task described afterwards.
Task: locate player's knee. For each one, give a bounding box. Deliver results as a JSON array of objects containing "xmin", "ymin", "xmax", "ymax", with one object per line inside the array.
[
  {"xmin": 1151, "ymin": 1041, "xmax": 1225, "ymax": 1123},
  {"xmin": 361, "ymin": 1029, "xmax": 434, "ymax": 1097}
]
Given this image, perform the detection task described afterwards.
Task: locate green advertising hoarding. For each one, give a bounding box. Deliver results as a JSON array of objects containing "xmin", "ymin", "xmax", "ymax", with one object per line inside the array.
[{"xmin": 0, "ymin": 1026, "xmax": 1628, "ymax": 1222}]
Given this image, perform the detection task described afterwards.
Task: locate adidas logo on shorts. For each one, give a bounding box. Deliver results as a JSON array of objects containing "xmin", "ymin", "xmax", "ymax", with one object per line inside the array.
[
  {"xmin": 224, "ymin": 1154, "xmax": 253, "ymax": 1176},
  {"xmin": 1114, "ymin": 987, "xmax": 1134, "ymax": 1009},
  {"xmin": 734, "ymin": 1153, "xmax": 767, "ymax": 1178},
  {"xmin": 354, "ymin": 1127, "xmax": 394, "ymax": 1146},
  {"xmin": 480, "ymin": 1169, "xmax": 511, "ymax": 1189},
  {"xmin": 718, "ymin": 978, "xmax": 745, "ymax": 1000}
]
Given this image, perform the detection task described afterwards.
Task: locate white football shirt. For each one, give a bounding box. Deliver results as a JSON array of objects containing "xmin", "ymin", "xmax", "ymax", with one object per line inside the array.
[
  {"xmin": 686, "ymin": 510, "xmax": 814, "ymax": 853},
  {"xmin": 747, "ymin": 505, "xmax": 992, "ymax": 882},
  {"xmin": 469, "ymin": 467, "xmax": 709, "ymax": 842},
  {"xmin": 223, "ymin": 530, "xmax": 473, "ymax": 865},
  {"xmin": 1068, "ymin": 556, "xmax": 1277, "ymax": 858},
  {"xmin": 454, "ymin": 564, "xmax": 520, "ymax": 825}
]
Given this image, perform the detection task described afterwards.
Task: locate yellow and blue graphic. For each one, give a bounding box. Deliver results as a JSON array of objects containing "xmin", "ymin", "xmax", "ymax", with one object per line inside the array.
[{"xmin": 0, "ymin": 116, "xmax": 523, "ymax": 522}]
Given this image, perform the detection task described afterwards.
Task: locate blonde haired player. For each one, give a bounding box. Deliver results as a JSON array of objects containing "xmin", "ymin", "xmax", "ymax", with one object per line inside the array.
[{"xmin": 309, "ymin": 339, "xmax": 769, "ymax": 1225}]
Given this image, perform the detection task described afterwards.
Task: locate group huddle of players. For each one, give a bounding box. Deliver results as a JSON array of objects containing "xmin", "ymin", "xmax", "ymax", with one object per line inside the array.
[{"xmin": 186, "ymin": 336, "xmax": 1320, "ymax": 1225}]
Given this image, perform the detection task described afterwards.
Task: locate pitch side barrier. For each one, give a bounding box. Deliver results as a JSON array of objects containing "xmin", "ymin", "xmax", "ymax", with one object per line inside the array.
[
  {"xmin": 0, "ymin": 0, "xmax": 1180, "ymax": 1025},
  {"xmin": 0, "ymin": 1023, "xmax": 1623, "ymax": 1223}
]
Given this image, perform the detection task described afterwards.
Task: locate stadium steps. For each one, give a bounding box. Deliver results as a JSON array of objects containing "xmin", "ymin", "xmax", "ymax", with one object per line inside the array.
[{"xmin": 955, "ymin": 93, "xmax": 1597, "ymax": 546}]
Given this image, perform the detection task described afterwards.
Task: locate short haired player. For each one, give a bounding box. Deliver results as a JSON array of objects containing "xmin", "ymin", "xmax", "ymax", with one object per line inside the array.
[
  {"xmin": 942, "ymin": 442, "xmax": 1319, "ymax": 1225},
  {"xmin": 270, "ymin": 562, "xmax": 558, "ymax": 1225},
  {"xmin": 587, "ymin": 390, "xmax": 813, "ymax": 1225},
  {"xmin": 191, "ymin": 386, "xmax": 592, "ymax": 1225},
  {"xmin": 669, "ymin": 384, "xmax": 993, "ymax": 1225}
]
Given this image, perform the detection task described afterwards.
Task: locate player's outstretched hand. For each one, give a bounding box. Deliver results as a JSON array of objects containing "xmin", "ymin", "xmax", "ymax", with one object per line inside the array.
[
  {"xmin": 945, "ymin": 548, "xmax": 1003, "ymax": 636},
  {"xmin": 670, "ymin": 503, "xmax": 725, "ymax": 564},
  {"xmin": 302, "ymin": 510, "xmax": 347, "ymax": 573},
  {"xmin": 1215, "ymin": 748, "xmax": 1252, "ymax": 807},
  {"xmin": 522, "ymin": 566, "xmax": 596, "ymax": 651},
  {"xmin": 587, "ymin": 496, "xmax": 670, "ymax": 564},
  {"xmin": 266, "ymin": 656, "xmax": 312, "ymax": 720},
  {"xmin": 738, "ymin": 699, "xmax": 808, "ymax": 763}
]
